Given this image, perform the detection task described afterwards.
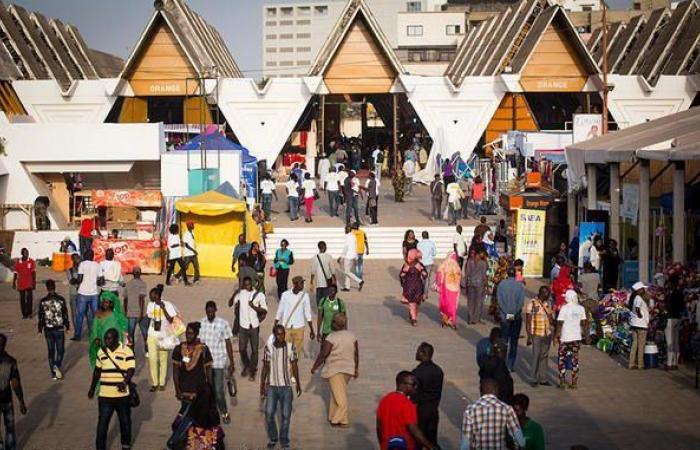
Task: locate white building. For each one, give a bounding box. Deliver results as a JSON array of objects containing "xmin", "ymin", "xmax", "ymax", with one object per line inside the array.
[{"xmin": 397, "ymin": 11, "xmax": 466, "ymax": 75}]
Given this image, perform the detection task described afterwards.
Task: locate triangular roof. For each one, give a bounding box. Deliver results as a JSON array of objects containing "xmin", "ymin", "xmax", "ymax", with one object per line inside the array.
[
  {"xmin": 308, "ymin": 0, "xmax": 404, "ymax": 77},
  {"xmin": 446, "ymin": 0, "xmax": 599, "ymax": 86},
  {"xmin": 118, "ymin": 0, "xmax": 241, "ymax": 81}
]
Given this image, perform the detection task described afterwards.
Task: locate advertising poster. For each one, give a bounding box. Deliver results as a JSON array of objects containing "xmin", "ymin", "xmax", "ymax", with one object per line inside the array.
[
  {"xmin": 91, "ymin": 190, "xmax": 162, "ymax": 208},
  {"xmin": 92, "ymin": 239, "xmax": 164, "ymax": 274},
  {"xmin": 578, "ymin": 222, "xmax": 606, "ymax": 270},
  {"xmin": 621, "ymin": 183, "xmax": 639, "ymax": 225},
  {"xmin": 573, "ymin": 114, "xmax": 603, "ymax": 144},
  {"xmin": 515, "ymin": 209, "xmax": 546, "ymax": 278}
]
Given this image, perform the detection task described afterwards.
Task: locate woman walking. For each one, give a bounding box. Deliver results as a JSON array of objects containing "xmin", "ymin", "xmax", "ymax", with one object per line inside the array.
[
  {"xmin": 555, "ymin": 290, "xmax": 587, "ymax": 389},
  {"xmin": 89, "ymin": 291, "xmax": 128, "ymax": 368},
  {"xmin": 464, "ymin": 250, "xmax": 489, "ymax": 324},
  {"xmin": 302, "ymin": 173, "xmax": 317, "ymax": 223},
  {"xmin": 402, "ymin": 229, "xmax": 418, "ymax": 262},
  {"xmin": 249, "ymin": 241, "xmax": 266, "ymax": 292},
  {"xmin": 435, "ymin": 252, "xmax": 461, "ymax": 329},
  {"xmin": 146, "ymin": 284, "xmax": 178, "ymax": 392},
  {"xmin": 273, "ymin": 239, "xmax": 294, "ymax": 299},
  {"xmin": 400, "ymin": 249, "xmax": 428, "ymax": 326},
  {"xmin": 310, "ymin": 313, "xmax": 358, "ymax": 428},
  {"xmin": 551, "ymin": 264, "xmax": 574, "ymax": 312}
]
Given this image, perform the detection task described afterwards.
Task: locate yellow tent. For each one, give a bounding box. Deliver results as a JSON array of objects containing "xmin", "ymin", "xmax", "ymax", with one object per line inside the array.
[{"xmin": 176, "ymin": 190, "xmax": 261, "ymax": 279}]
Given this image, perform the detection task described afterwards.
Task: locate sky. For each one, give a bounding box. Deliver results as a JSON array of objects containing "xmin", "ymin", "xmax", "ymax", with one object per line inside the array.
[{"xmin": 15, "ymin": 0, "xmax": 632, "ymax": 80}]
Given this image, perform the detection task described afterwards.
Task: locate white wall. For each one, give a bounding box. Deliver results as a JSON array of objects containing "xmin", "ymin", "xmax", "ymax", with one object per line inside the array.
[
  {"xmin": 218, "ymin": 78, "xmax": 313, "ymax": 164},
  {"xmin": 12, "ymin": 79, "xmax": 118, "ymax": 123},
  {"xmin": 160, "ymin": 150, "xmax": 242, "ymax": 197},
  {"xmin": 607, "ymin": 75, "xmax": 696, "ymax": 129},
  {"xmin": 398, "ymin": 12, "xmax": 465, "ymax": 48}
]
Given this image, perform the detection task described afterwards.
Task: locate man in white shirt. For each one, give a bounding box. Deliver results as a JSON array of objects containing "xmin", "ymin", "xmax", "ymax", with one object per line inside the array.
[
  {"xmin": 285, "ymin": 174, "xmax": 300, "ymax": 221},
  {"xmin": 275, "ymin": 276, "xmax": 315, "ymax": 357},
  {"xmin": 628, "ymin": 282, "xmax": 650, "ymax": 370},
  {"xmin": 231, "ymin": 276, "xmax": 268, "ymax": 381},
  {"xmin": 403, "ymin": 159, "xmax": 416, "ymax": 196},
  {"xmin": 446, "ymin": 181, "xmax": 464, "ymax": 226},
  {"xmin": 452, "ymin": 225, "xmax": 468, "ymax": 267},
  {"xmin": 182, "ymin": 221, "xmax": 200, "ymax": 284},
  {"xmin": 325, "ymin": 167, "xmax": 341, "ymax": 217},
  {"xmin": 166, "ymin": 223, "xmax": 189, "ymax": 286},
  {"xmin": 100, "ymin": 248, "xmax": 122, "ymax": 294},
  {"xmin": 417, "ymin": 231, "xmax": 437, "ymax": 298},
  {"xmin": 260, "ymin": 174, "xmax": 278, "ymax": 221},
  {"xmin": 309, "ymin": 241, "xmax": 337, "ymax": 305},
  {"xmin": 372, "ymin": 146, "xmax": 384, "ymax": 177},
  {"xmin": 338, "ymin": 226, "xmax": 364, "ymax": 292},
  {"xmin": 72, "ymin": 250, "xmax": 103, "ymax": 340}
]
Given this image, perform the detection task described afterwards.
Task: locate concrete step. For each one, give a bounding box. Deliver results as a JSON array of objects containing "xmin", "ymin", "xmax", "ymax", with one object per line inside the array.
[{"xmin": 266, "ymin": 225, "xmax": 476, "ymax": 259}]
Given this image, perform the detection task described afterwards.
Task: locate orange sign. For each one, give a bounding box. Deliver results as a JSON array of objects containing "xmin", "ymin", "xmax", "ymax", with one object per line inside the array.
[
  {"xmin": 92, "ymin": 239, "xmax": 164, "ymax": 274},
  {"xmin": 91, "ymin": 190, "xmax": 163, "ymax": 208}
]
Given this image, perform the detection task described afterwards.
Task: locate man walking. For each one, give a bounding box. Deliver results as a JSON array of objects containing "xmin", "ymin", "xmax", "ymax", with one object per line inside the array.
[
  {"xmin": 417, "ymin": 232, "xmax": 437, "ymax": 298},
  {"xmin": 352, "ymin": 223, "xmax": 369, "ymax": 279},
  {"xmin": 100, "ymin": 248, "xmax": 123, "ymax": 295},
  {"xmin": 260, "ymin": 173, "xmax": 277, "ymax": 221},
  {"xmin": 461, "ymin": 379, "xmax": 524, "ymax": 450},
  {"xmin": 13, "ymin": 248, "xmax": 36, "ymax": 319},
  {"xmin": 0, "ymin": 333, "xmax": 27, "ymax": 450},
  {"xmin": 372, "ymin": 146, "xmax": 384, "ymax": 177},
  {"xmin": 325, "ymin": 167, "xmax": 341, "ymax": 217},
  {"xmin": 88, "ymin": 328, "xmax": 134, "ymax": 450},
  {"xmin": 310, "ymin": 241, "xmax": 337, "ymax": 305},
  {"xmin": 275, "ymin": 277, "xmax": 315, "ymax": 357},
  {"xmin": 124, "ymin": 267, "xmax": 149, "ymax": 356},
  {"xmin": 429, "ymin": 174, "xmax": 443, "ymax": 221},
  {"xmin": 72, "ymin": 250, "xmax": 103, "ymax": 341},
  {"xmin": 343, "ymin": 171, "xmax": 360, "ymax": 226},
  {"xmin": 496, "ymin": 268, "xmax": 525, "ymax": 371},
  {"xmin": 403, "ymin": 158, "xmax": 416, "ymax": 196},
  {"xmin": 365, "ymin": 172, "xmax": 379, "ymax": 225},
  {"xmin": 182, "ymin": 221, "xmax": 200, "ymax": 284},
  {"xmin": 232, "ymin": 277, "xmax": 268, "ymax": 381},
  {"xmin": 199, "ymin": 301, "xmax": 235, "ymax": 424},
  {"xmin": 166, "ymin": 224, "xmax": 189, "ymax": 286},
  {"xmin": 376, "ymin": 371, "xmax": 436, "ymax": 450},
  {"xmin": 413, "ymin": 343, "xmax": 444, "ymax": 448},
  {"xmin": 452, "ymin": 225, "xmax": 468, "ymax": 268},
  {"xmin": 37, "ymin": 280, "xmax": 70, "ymax": 380},
  {"xmin": 628, "ymin": 282, "xmax": 650, "ymax": 370},
  {"xmin": 286, "ymin": 173, "xmax": 300, "ymax": 221},
  {"xmin": 525, "ymin": 286, "xmax": 554, "ymax": 386},
  {"xmin": 261, "ymin": 324, "xmax": 302, "ymax": 450},
  {"xmin": 339, "ymin": 226, "xmax": 364, "ymax": 292}
]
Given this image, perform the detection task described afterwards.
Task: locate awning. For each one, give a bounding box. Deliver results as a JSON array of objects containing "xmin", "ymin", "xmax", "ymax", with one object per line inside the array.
[{"xmin": 175, "ymin": 190, "xmax": 247, "ymax": 216}]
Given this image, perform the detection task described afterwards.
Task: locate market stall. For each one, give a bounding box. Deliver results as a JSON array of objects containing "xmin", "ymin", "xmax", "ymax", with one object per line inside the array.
[
  {"xmin": 175, "ymin": 188, "xmax": 261, "ymax": 279},
  {"xmin": 91, "ymin": 190, "xmax": 164, "ymax": 274}
]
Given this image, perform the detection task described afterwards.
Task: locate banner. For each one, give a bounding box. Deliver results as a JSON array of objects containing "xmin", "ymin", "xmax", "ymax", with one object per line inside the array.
[
  {"xmin": 92, "ymin": 239, "xmax": 164, "ymax": 274},
  {"xmin": 578, "ymin": 222, "xmax": 606, "ymax": 269},
  {"xmin": 92, "ymin": 190, "xmax": 163, "ymax": 208},
  {"xmin": 621, "ymin": 183, "xmax": 639, "ymax": 225},
  {"xmin": 515, "ymin": 209, "xmax": 546, "ymax": 278},
  {"xmin": 572, "ymin": 114, "xmax": 603, "ymax": 144}
]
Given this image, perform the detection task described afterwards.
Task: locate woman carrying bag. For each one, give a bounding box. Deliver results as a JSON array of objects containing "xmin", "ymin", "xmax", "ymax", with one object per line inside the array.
[{"xmin": 272, "ymin": 239, "xmax": 294, "ymax": 300}]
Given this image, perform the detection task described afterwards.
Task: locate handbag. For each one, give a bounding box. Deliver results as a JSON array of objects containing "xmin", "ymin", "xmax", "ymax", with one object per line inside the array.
[
  {"xmin": 167, "ymin": 402, "xmax": 193, "ymax": 450},
  {"xmin": 317, "ymin": 255, "xmax": 334, "ymax": 287},
  {"xmin": 313, "ymin": 189, "xmax": 320, "ymax": 200},
  {"xmin": 101, "ymin": 347, "xmax": 140, "ymax": 408},
  {"xmin": 269, "ymin": 266, "xmax": 277, "ymax": 277}
]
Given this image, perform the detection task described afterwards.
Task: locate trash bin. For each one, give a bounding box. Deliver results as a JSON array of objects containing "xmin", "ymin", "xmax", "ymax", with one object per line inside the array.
[{"xmin": 644, "ymin": 343, "xmax": 659, "ymax": 369}]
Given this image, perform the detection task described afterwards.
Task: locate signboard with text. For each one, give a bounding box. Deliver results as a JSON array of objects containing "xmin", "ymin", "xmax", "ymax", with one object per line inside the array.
[{"xmin": 515, "ymin": 209, "xmax": 546, "ymax": 278}]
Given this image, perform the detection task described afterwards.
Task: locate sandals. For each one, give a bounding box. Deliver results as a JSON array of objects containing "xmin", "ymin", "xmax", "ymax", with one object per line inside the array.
[{"xmin": 149, "ymin": 386, "xmax": 158, "ymax": 392}]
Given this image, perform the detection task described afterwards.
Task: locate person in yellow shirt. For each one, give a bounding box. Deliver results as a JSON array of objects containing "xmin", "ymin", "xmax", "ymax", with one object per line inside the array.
[
  {"xmin": 351, "ymin": 223, "xmax": 369, "ymax": 279},
  {"xmin": 88, "ymin": 328, "xmax": 135, "ymax": 450}
]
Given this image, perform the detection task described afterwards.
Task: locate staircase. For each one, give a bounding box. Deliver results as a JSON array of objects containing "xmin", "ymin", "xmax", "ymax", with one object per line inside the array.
[{"xmin": 266, "ymin": 226, "xmax": 476, "ymax": 260}]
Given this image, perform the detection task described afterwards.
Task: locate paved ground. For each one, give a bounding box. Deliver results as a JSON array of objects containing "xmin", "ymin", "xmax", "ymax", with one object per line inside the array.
[{"xmin": 1, "ymin": 261, "xmax": 699, "ymax": 450}]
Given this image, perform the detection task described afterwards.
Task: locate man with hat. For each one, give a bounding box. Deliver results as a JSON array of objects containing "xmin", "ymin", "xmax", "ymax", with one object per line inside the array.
[
  {"xmin": 182, "ymin": 220, "xmax": 200, "ymax": 284},
  {"xmin": 628, "ymin": 282, "xmax": 650, "ymax": 369}
]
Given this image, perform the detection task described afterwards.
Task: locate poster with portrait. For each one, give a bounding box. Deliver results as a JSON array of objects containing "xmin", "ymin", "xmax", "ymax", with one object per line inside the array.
[
  {"xmin": 578, "ymin": 222, "xmax": 606, "ymax": 271},
  {"xmin": 573, "ymin": 114, "xmax": 603, "ymax": 144},
  {"xmin": 621, "ymin": 183, "xmax": 639, "ymax": 225},
  {"xmin": 515, "ymin": 209, "xmax": 546, "ymax": 278}
]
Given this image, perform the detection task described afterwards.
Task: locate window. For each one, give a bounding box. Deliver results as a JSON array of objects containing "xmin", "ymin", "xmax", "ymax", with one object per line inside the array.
[
  {"xmin": 439, "ymin": 51, "xmax": 453, "ymax": 62},
  {"xmin": 266, "ymin": 61, "xmax": 277, "ymax": 67},
  {"xmin": 280, "ymin": 33, "xmax": 293, "ymax": 39},
  {"xmin": 297, "ymin": 6, "xmax": 311, "ymax": 16},
  {"xmin": 408, "ymin": 50, "xmax": 425, "ymax": 62},
  {"xmin": 297, "ymin": 33, "xmax": 311, "ymax": 39},
  {"xmin": 297, "ymin": 19, "xmax": 311, "ymax": 25},
  {"xmin": 280, "ymin": 7, "xmax": 293, "ymax": 16},
  {"xmin": 582, "ymin": 5, "xmax": 592, "ymax": 11},
  {"xmin": 279, "ymin": 61, "xmax": 293, "ymax": 66},
  {"xmin": 407, "ymin": 25, "xmax": 423, "ymax": 36},
  {"xmin": 314, "ymin": 5, "xmax": 328, "ymax": 15},
  {"xmin": 265, "ymin": 20, "xmax": 277, "ymax": 27},
  {"xmin": 446, "ymin": 25, "xmax": 461, "ymax": 35},
  {"xmin": 266, "ymin": 8, "xmax": 277, "ymax": 17},
  {"xmin": 266, "ymin": 48, "xmax": 277, "ymax": 53},
  {"xmin": 280, "ymin": 20, "xmax": 293, "ymax": 26},
  {"xmin": 296, "ymin": 46, "xmax": 311, "ymax": 52},
  {"xmin": 297, "ymin": 60, "xmax": 311, "ymax": 66},
  {"xmin": 265, "ymin": 34, "xmax": 277, "ymax": 40},
  {"xmin": 280, "ymin": 47, "xmax": 294, "ymax": 53},
  {"xmin": 406, "ymin": 1, "xmax": 422, "ymax": 12}
]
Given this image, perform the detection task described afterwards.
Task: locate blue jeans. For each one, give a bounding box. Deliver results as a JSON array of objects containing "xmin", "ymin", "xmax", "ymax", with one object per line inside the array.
[
  {"xmin": 127, "ymin": 317, "xmax": 150, "ymax": 353},
  {"xmin": 262, "ymin": 193, "xmax": 272, "ymax": 220},
  {"xmin": 355, "ymin": 254, "xmax": 364, "ymax": 279},
  {"xmin": 96, "ymin": 396, "xmax": 131, "ymax": 450},
  {"xmin": 212, "ymin": 368, "xmax": 228, "ymax": 415},
  {"xmin": 328, "ymin": 191, "xmax": 339, "ymax": 217},
  {"xmin": 500, "ymin": 317, "xmax": 523, "ymax": 371},
  {"xmin": 265, "ymin": 386, "xmax": 293, "ymax": 447},
  {"xmin": 288, "ymin": 196, "xmax": 299, "ymax": 220},
  {"xmin": 44, "ymin": 328, "xmax": 65, "ymax": 375},
  {"xmin": 74, "ymin": 294, "xmax": 98, "ymax": 339},
  {"xmin": 0, "ymin": 401, "xmax": 16, "ymax": 450},
  {"xmin": 474, "ymin": 200, "xmax": 483, "ymax": 217},
  {"xmin": 345, "ymin": 196, "xmax": 359, "ymax": 225}
]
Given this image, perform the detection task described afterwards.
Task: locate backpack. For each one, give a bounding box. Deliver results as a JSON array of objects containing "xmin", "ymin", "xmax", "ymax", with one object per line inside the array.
[{"xmin": 375, "ymin": 151, "xmax": 384, "ymax": 164}]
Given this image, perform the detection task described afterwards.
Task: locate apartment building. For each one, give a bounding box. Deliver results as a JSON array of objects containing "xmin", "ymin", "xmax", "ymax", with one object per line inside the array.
[
  {"xmin": 262, "ymin": 0, "xmax": 449, "ymax": 78},
  {"xmin": 397, "ymin": 11, "xmax": 466, "ymax": 74}
]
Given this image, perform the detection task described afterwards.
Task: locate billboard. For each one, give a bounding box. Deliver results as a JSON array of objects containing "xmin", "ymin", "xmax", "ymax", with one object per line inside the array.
[{"xmin": 573, "ymin": 114, "xmax": 603, "ymax": 144}]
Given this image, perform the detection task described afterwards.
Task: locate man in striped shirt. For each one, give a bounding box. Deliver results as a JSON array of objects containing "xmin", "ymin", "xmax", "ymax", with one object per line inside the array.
[
  {"xmin": 460, "ymin": 379, "xmax": 524, "ymax": 450},
  {"xmin": 260, "ymin": 324, "xmax": 302, "ymax": 450}
]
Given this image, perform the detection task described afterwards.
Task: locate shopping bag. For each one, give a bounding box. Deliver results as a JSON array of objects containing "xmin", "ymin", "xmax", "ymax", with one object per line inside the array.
[{"xmin": 167, "ymin": 402, "xmax": 193, "ymax": 450}]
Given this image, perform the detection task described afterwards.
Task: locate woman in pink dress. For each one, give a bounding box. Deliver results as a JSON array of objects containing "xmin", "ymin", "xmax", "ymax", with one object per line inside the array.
[{"xmin": 435, "ymin": 251, "xmax": 462, "ymax": 329}]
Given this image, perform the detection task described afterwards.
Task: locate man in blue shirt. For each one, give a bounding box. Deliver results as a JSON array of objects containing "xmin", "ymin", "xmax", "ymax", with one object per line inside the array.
[
  {"xmin": 417, "ymin": 231, "xmax": 437, "ymax": 299},
  {"xmin": 496, "ymin": 268, "xmax": 525, "ymax": 371},
  {"xmin": 476, "ymin": 327, "xmax": 502, "ymax": 370}
]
